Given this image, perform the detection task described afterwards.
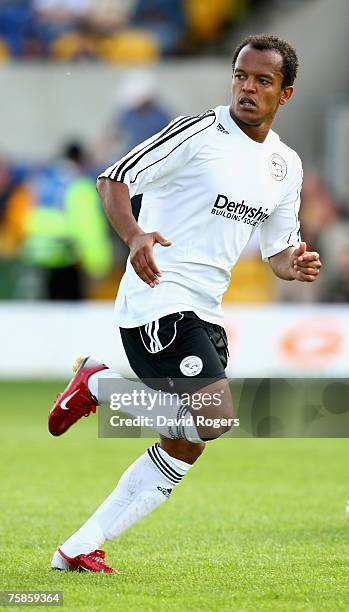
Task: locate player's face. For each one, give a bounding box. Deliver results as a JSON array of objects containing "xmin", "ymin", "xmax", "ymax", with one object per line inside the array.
[{"xmin": 231, "ymin": 46, "xmax": 293, "ymax": 131}]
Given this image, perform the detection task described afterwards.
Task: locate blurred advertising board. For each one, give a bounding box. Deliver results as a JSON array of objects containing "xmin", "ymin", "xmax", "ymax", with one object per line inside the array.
[{"xmin": 0, "ymin": 303, "xmax": 348, "ymax": 379}]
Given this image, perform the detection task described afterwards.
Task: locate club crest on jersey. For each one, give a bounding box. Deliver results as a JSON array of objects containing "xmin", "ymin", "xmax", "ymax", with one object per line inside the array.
[
  {"xmin": 179, "ymin": 355, "xmax": 203, "ymax": 377},
  {"xmin": 269, "ymin": 153, "xmax": 287, "ymax": 181}
]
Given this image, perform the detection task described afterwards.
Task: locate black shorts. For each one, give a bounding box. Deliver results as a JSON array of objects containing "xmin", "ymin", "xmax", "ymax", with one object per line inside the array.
[{"xmin": 120, "ymin": 311, "xmax": 229, "ymax": 394}]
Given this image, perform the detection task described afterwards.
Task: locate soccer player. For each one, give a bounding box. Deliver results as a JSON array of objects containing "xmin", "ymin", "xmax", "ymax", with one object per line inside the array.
[{"xmin": 49, "ymin": 34, "xmax": 322, "ymax": 573}]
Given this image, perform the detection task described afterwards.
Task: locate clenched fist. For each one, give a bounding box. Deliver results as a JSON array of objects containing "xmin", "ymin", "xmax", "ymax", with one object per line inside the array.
[{"xmin": 290, "ymin": 242, "xmax": 322, "ymax": 282}]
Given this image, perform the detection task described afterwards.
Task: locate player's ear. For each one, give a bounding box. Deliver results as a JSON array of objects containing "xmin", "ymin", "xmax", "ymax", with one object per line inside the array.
[{"xmin": 279, "ymin": 86, "xmax": 294, "ymax": 106}]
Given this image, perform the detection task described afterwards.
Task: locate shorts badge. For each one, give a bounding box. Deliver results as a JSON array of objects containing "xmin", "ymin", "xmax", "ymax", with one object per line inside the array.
[{"xmin": 179, "ymin": 355, "xmax": 203, "ymax": 377}]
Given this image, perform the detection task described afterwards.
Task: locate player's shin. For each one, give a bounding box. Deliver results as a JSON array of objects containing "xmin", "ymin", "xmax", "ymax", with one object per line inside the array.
[{"xmin": 57, "ymin": 444, "xmax": 193, "ymax": 559}]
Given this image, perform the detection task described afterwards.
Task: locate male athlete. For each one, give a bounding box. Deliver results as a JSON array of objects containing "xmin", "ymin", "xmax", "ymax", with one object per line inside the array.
[{"xmin": 49, "ymin": 35, "xmax": 322, "ymax": 573}]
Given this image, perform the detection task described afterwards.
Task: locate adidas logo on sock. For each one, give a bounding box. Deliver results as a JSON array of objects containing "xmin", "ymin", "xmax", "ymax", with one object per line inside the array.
[
  {"xmin": 157, "ymin": 486, "xmax": 173, "ymax": 498},
  {"xmin": 216, "ymin": 123, "xmax": 229, "ymax": 134}
]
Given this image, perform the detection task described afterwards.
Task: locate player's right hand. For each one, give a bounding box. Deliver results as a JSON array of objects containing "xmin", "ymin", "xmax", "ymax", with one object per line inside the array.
[{"xmin": 129, "ymin": 231, "xmax": 172, "ymax": 288}]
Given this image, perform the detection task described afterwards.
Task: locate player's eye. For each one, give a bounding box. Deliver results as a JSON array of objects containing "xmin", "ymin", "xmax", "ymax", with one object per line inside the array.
[
  {"xmin": 235, "ymin": 74, "xmax": 245, "ymax": 80},
  {"xmin": 260, "ymin": 79, "xmax": 270, "ymax": 85}
]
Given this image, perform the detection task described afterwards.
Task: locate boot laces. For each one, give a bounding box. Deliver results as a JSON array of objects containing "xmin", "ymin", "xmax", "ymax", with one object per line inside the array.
[
  {"xmin": 88, "ymin": 550, "xmax": 107, "ymax": 564},
  {"xmin": 65, "ymin": 390, "xmax": 96, "ymax": 421}
]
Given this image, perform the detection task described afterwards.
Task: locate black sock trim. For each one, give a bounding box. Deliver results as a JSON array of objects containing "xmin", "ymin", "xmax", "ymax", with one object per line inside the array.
[
  {"xmin": 153, "ymin": 443, "xmax": 185, "ymax": 479},
  {"xmin": 147, "ymin": 445, "xmax": 182, "ymax": 484}
]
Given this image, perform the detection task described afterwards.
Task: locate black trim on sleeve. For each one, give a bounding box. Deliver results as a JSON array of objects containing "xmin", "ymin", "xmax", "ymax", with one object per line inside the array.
[
  {"xmin": 111, "ymin": 110, "xmax": 216, "ymax": 183},
  {"xmin": 106, "ymin": 115, "xmax": 191, "ymax": 180},
  {"xmin": 287, "ymin": 182, "xmax": 302, "ymax": 244}
]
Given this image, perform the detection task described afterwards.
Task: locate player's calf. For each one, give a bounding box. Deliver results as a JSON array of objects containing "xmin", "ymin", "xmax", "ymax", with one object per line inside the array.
[{"xmin": 160, "ymin": 436, "xmax": 206, "ymax": 464}]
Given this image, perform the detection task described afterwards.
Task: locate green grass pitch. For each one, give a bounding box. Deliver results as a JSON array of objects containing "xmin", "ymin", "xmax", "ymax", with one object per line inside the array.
[{"xmin": 0, "ymin": 380, "xmax": 348, "ymax": 611}]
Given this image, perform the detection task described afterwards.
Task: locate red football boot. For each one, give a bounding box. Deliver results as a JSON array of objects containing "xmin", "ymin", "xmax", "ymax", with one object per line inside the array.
[
  {"xmin": 48, "ymin": 356, "xmax": 108, "ymax": 436},
  {"xmin": 52, "ymin": 547, "xmax": 118, "ymax": 574}
]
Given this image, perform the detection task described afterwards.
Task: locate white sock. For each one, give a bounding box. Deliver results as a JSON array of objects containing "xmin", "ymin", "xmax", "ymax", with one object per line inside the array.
[
  {"xmin": 59, "ymin": 444, "xmax": 192, "ymax": 557},
  {"xmin": 89, "ymin": 369, "xmax": 201, "ymax": 442}
]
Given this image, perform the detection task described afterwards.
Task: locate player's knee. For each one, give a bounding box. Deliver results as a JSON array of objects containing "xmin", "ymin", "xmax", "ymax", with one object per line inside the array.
[
  {"xmin": 197, "ymin": 407, "xmax": 235, "ymax": 440},
  {"xmin": 188, "ymin": 379, "xmax": 235, "ymax": 441},
  {"xmin": 200, "ymin": 420, "xmax": 233, "ymax": 441}
]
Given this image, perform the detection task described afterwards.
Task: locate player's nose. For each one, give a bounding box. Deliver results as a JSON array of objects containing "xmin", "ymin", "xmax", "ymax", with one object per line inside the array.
[{"xmin": 242, "ymin": 78, "xmax": 256, "ymax": 92}]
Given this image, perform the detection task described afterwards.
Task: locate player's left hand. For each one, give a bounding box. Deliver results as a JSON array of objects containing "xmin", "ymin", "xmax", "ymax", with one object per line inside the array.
[{"xmin": 290, "ymin": 241, "xmax": 322, "ymax": 282}]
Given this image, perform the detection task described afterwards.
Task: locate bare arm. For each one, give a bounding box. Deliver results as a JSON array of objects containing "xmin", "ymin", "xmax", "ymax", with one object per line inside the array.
[
  {"xmin": 97, "ymin": 178, "xmax": 141, "ymax": 246},
  {"xmin": 97, "ymin": 178, "xmax": 172, "ymax": 288},
  {"xmin": 268, "ymin": 242, "xmax": 322, "ymax": 282}
]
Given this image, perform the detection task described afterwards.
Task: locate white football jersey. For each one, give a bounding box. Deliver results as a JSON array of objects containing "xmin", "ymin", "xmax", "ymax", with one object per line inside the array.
[{"xmin": 99, "ymin": 105, "xmax": 302, "ymax": 328}]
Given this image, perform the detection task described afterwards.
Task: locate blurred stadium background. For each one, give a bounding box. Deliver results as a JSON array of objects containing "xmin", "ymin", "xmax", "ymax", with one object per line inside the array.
[{"xmin": 0, "ymin": 0, "xmax": 349, "ymax": 379}]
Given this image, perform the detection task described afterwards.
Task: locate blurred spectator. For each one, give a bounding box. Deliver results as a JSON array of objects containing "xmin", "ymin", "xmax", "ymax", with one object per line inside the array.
[
  {"xmin": 298, "ymin": 172, "xmax": 349, "ymax": 302},
  {"xmin": 184, "ymin": 0, "xmax": 240, "ymax": 49},
  {"xmin": 224, "ymin": 227, "xmax": 276, "ymax": 303},
  {"xmin": 0, "ymin": 157, "xmax": 32, "ymax": 298},
  {"xmin": 319, "ymin": 245, "xmax": 349, "ymax": 303},
  {"xmin": 0, "ymin": 0, "xmax": 40, "ymax": 58},
  {"xmin": 32, "ymin": 0, "xmax": 92, "ymax": 58},
  {"xmin": 128, "ymin": 0, "xmax": 185, "ymax": 55},
  {"xmin": 0, "ymin": 158, "xmax": 31, "ymax": 257},
  {"xmin": 87, "ymin": 0, "xmax": 136, "ymax": 33},
  {"xmin": 276, "ymin": 172, "xmax": 342, "ymax": 302},
  {"xmin": 0, "ymin": 158, "xmax": 16, "ymax": 226},
  {"xmin": 99, "ymin": 70, "xmax": 172, "ymax": 220},
  {"xmin": 33, "ymin": 0, "xmax": 90, "ymax": 36},
  {"xmin": 19, "ymin": 142, "xmax": 113, "ymax": 300},
  {"xmin": 115, "ymin": 70, "xmax": 172, "ymax": 153},
  {"xmin": 316, "ymin": 215, "xmax": 349, "ymax": 301},
  {"xmin": 0, "ymin": 0, "xmax": 255, "ymax": 59},
  {"xmin": 34, "ymin": 0, "xmax": 157, "ymax": 62},
  {"xmin": 298, "ymin": 173, "xmax": 338, "ymax": 252}
]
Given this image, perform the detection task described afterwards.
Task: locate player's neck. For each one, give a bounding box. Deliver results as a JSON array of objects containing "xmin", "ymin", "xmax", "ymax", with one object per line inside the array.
[{"xmin": 229, "ymin": 108, "xmax": 271, "ymax": 143}]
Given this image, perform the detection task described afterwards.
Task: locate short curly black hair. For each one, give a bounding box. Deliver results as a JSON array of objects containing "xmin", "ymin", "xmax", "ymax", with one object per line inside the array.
[{"xmin": 232, "ymin": 34, "xmax": 299, "ymax": 88}]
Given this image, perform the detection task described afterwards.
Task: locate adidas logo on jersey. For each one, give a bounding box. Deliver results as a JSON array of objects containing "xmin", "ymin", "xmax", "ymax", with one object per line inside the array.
[
  {"xmin": 157, "ymin": 486, "xmax": 173, "ymax": 498},
  {"xmin": 216, "ymin": 123, "xmax": 229, "ymax": 134}
]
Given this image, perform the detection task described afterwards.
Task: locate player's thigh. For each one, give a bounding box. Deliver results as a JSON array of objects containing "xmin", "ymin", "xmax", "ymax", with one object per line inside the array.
[{"xmin": 121, "ymin": 312, "xmax": 225, "ymax": 388}]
